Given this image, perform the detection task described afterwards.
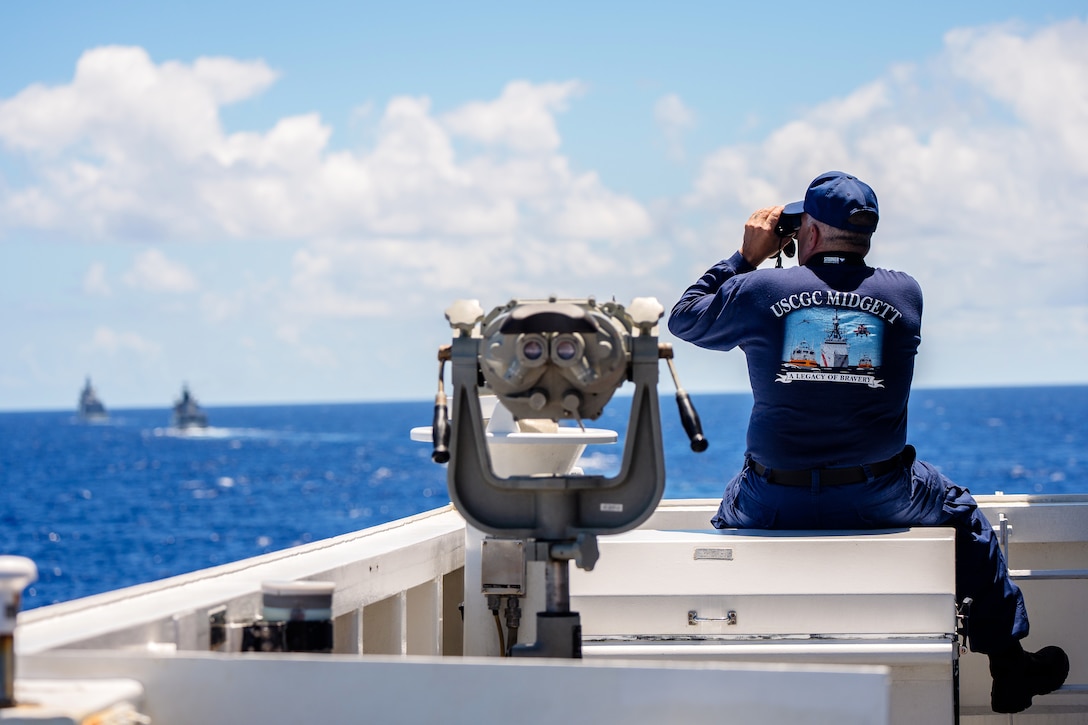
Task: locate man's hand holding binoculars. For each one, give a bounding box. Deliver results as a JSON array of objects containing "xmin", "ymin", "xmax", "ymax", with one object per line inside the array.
[{"xmin": 741, "ymin": 205, "xmax": 797, "ymax": 267}]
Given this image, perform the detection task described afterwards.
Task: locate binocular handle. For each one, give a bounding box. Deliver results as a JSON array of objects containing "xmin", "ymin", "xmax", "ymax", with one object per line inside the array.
[
  {"xmin": 661, "ymin": 348, "xmax": 709, "ymax": 453},
  {"xmin": 675, "ymin": 389, "xmax": 708, "ymax": 453},
  {"xmin": 432, "ymin": 392, "xmax": 451, "ymax": 463}
]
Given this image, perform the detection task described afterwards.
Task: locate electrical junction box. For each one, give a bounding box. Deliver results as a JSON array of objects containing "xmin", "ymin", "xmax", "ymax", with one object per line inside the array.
[{"xmin": 480, "ymin": 538, "xmax": 525, "ymax": 595}]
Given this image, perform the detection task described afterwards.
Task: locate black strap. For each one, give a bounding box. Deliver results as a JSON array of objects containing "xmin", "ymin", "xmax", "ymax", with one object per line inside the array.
[{"xmin": 748, "ymin": 446, "xmax": 915, "ymax": 487}]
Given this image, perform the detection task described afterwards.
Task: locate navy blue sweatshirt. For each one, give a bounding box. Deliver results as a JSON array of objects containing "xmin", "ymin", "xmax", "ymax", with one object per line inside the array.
[{"xmin": 669, "ymin": 251, "xmax": 923, "ymax": 470}]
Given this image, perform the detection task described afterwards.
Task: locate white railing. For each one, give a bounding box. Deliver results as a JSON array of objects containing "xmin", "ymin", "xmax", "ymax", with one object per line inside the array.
[{"xmin": 18, "ymin": 506, "xmax": 468, "ymax": 657}]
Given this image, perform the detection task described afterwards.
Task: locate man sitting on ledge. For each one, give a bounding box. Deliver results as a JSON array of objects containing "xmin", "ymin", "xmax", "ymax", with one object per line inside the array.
[{"xmin": 668, "ymin": 170, "xmax": 1069, "ymax": 714}]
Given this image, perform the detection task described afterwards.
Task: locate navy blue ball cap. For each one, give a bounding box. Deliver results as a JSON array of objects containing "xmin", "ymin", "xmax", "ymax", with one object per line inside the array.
[{"xmin": 784, "ymin": 171, "xmax": 879, "ymax": 233}]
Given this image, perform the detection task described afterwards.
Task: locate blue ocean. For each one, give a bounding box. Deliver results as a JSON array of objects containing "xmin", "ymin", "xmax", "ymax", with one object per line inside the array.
[{"xmin": 2, "ymin": 386, "xmax": 1085, "ymax": 610}]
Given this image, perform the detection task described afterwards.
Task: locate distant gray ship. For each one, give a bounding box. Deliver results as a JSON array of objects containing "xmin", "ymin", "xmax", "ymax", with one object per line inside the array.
[
  {"xmin": 77, "ymin": 377, "xmax": 108, "ymax": 421},
  {"xmin": 172, "ymin": 383, "xmax": 209, "ymax": 429}
]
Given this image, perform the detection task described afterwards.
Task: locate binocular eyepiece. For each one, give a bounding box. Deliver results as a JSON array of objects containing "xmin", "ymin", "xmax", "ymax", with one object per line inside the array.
[
  {"xmin": 774, "ymin": 211, "xmax": 802, "ymax": 239},
  {"xmin": 772, "ymin": 211, "xmax": 800, "ymax": 266}
]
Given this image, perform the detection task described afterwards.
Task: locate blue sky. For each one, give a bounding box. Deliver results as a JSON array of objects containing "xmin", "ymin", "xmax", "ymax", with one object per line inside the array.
[{"xmin": 2, "ymin": 1, "xmax": 1086, "ymax": 410}]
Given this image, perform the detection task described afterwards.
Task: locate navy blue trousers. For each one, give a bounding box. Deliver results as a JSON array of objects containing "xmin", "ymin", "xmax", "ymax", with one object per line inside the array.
[{"xmin": 711, "ymin": 455, "xmax": 1029, "ymax": 654}]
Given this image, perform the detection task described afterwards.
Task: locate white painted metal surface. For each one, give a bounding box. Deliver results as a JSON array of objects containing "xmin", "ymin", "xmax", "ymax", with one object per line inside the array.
[
  {"xmin": 572, "ymin": 527, "xmax": 956, "ymax": 633},
  {"xmin": 20, "ymin": 652, "xmax": 891, "ymax": 725},
  {"xmin": 571, "ymin": 526, "xmax": 958, "ymax": 725},
  {"xmin": 6, "ymin": 495, "xmax": 1087, "ymax": 724}
]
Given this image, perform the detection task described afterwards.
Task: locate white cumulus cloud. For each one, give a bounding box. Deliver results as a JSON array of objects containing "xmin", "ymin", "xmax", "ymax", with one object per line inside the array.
[
  {"xmin": 0, "ymin": 48, "xmax": 659, "ymax": 336},
  {"xmin": 83, "ymin": 262, "xmax": 111, "ymax": 296},
  {"xmin": 86, "ymin": 326, "xmax": 162, "ymax": 357},
  {"xmin": 123, "ymin": 249, "xmax": 198, "ymax": 293},
  {"xmin": 0, "ymin": 50, "xmax": 647, "ymax": 266},
  {"xmin": 654, "ymin": 93, "xmax": 696, "ymax": 161},
  {"xmin": 441, "ymin": 80, "xmax": 584, "ymax": 152},
  {"xmin": 0, "ymin": 46, "xmax": 277, "ymax": 157}
]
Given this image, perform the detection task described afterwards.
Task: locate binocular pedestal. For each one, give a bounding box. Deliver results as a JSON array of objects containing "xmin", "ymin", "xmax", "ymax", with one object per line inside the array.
[{"xmin": 510, "ymin": 535, "xmax": 598, "ymax": 659}]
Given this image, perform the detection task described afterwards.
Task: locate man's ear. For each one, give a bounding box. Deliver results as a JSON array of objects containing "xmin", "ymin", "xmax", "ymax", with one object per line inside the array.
[{"xmin": 807, "ymin": 221, "xmax": 823, "ymax": 251}]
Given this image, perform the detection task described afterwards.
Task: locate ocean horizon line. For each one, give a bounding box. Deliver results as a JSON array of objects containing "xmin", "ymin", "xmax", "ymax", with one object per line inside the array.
[{"xmin": 3, "ymin": 381, "xmax": 1087, "ymax": 415}]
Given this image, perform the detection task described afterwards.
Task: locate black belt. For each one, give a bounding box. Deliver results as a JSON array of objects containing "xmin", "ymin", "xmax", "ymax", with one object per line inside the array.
[{"xmin": 748, "ymin": 445, "xmax": 914, "ymax": 487}]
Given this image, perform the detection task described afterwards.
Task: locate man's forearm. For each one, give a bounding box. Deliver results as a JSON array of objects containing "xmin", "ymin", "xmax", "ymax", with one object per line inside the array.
[{"xmin": 668, "ymin": 251, "xmax": 754, "ymax": 347}]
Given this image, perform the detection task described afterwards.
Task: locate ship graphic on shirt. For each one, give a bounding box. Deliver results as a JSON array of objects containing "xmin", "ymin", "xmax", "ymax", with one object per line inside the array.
[
  {"xmin": 786, "ymin": 339, "xmax": 819, "ymax": 368},
  {"xmin": 819, "ymin": 309, "xmax": 850, "ymax": 367},
  {"xmin": 778, "ymin": 308, "xmax": 884, "ymax": 387}
]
